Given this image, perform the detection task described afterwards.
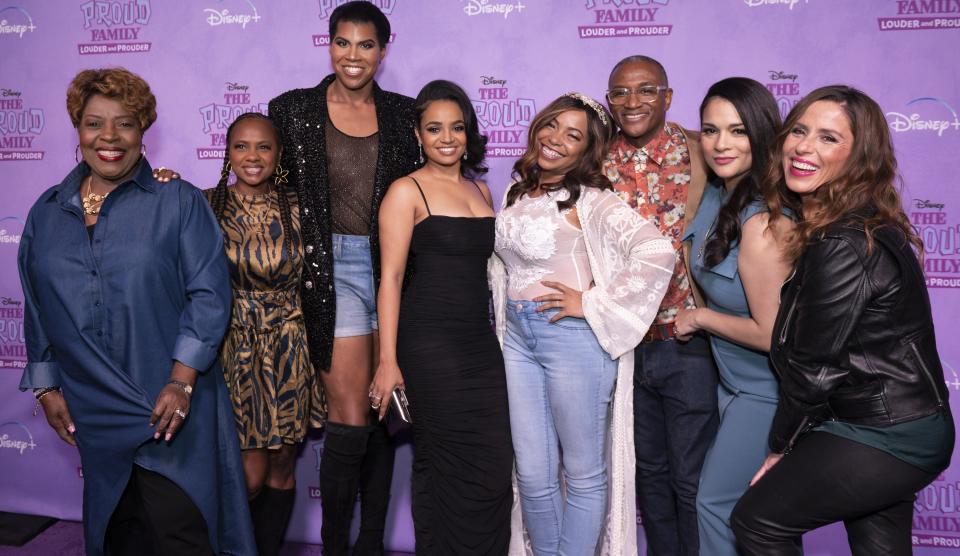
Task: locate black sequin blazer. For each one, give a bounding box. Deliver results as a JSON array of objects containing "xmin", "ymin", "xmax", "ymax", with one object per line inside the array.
[{"xmin": 269, "ymin": 75, "xmax": 418, "ymax": 371}]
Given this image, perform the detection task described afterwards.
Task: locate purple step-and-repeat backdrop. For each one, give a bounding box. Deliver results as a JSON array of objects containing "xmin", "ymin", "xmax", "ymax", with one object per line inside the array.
[{"xmin": 1, "ymin": 0, "xmax": 959, "ymax": 553}]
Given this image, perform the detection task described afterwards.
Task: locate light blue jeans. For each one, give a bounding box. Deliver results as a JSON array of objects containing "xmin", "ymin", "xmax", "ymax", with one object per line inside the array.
[
  {"xmin": 503, "ymin": 299, "xmax": 618, "ymax": 556},
  {"xmin": 331, "ymin": 233, "xmax": 377, "ymax": 337}
]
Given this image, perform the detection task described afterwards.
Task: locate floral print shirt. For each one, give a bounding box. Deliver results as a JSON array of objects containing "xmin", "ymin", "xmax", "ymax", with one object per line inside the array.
[{"xmin": 603, "ymin": 123, "xmax": 695, "ymax": 324}]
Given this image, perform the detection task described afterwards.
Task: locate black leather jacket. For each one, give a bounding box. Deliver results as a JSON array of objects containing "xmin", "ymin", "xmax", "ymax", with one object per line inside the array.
[
  {"xmin": 269, "ymin": 76, "xmax": 418, "ymax": 371},
  {"xmin": 769, "ymin": 214, "xmax": 949, "ymax": 453}
]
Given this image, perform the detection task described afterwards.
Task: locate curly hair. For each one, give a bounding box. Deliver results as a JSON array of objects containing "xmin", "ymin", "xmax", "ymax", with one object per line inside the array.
[
  {"xmin": 414, "ymin": 79, "xmax": 487, "ymax": 179},
  {"xmin": 66, "ymin": 68, "xmax": 157, "ymax": 131},
  {"xmin": 208, "ymin": 113, "xmax": 295, "ymax": 264},
  {"xmin": 700, "ymin": 77, "xmax": 782, "ymax": 268},
  {"xmin": 764, "ymin": 85, "xmax": 921, "ymax": 261},
  {"xmin": 506, "ymin": 94, "xmax": 615, "ymax": 212}
]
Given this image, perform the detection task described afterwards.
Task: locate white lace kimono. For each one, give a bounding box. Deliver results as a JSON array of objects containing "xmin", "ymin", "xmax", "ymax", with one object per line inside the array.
[{"xmin": 489, "ymin": 184, "xmax": 676, "ymax": 556}]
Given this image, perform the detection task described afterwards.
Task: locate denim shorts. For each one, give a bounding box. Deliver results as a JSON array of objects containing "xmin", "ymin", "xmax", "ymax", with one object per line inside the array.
[{"xmin": 332, "ymin": 234, "xmax": 378, "ymax": 337}]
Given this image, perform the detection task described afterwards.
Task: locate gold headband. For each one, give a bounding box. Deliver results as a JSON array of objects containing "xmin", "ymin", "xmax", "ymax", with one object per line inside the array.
[{"xmin": 566, "ymin": 92, "xmax": 609, "ymax": 127}]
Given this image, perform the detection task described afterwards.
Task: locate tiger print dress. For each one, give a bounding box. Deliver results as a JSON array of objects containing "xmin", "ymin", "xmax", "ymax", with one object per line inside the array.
[{"xmin": 206, "ymin": 187, "xmax": 324, "ymax": 449}]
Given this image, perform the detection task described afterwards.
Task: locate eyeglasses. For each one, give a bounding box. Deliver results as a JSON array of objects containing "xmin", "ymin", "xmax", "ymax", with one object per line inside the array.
[{"xmin": 605, "ymin": 85, "xmax": 669, "ymax": 105}]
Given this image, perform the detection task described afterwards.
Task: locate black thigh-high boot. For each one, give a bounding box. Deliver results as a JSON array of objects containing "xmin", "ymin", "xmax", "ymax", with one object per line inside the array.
[
  {"xmin": 352, "ymin": 421, "xmax": 396, "ymax": 556},
  {"xmin": 251, "ymin": 486, "xmax": 296, "ymax": 556},
  {"xmin": 321, "ymin": 422, "xmax": 372, "ymax": 556}
]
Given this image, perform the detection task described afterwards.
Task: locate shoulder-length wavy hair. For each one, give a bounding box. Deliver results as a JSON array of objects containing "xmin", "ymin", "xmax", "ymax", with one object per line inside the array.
[
  {"xmin": 414, "ymin": 79, "xmax": 488, "ymax": 179},
  {"xmin": 764, "ymin": 85, "xmax": 920, "ymax": 261},
  {"xmin": 506, "ymin": 94, "xmax": 615, "ymax": 212},
  {"xmin": 700, "ymin": 77, "xmax": 782, "ymax": 268}
]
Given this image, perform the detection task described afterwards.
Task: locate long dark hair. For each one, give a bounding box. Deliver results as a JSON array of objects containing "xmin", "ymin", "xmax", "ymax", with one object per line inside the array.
[
  {"xmin": 209, "ymin": 112, "xmax": 295, "ymax": 262},
  {"xmin": 700, "ymin": 77, "xmax": 782, "ymax": 268},
  {"xmin": 507, "ymin": 94, "xmax": 614, "ymax": 212},
  {"xmin": 414, "ymin": 79, "xmax": 488, "ymax": 179},
  {"xmin": 763, "ymin": 85, "xmax": 921, "ymax": 261}
]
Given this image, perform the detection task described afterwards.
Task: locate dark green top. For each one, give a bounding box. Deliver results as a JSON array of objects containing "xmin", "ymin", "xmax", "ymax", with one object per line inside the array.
[{"xmin": 816, "ymin": 411, "xmax": 954, "ymax": 473}]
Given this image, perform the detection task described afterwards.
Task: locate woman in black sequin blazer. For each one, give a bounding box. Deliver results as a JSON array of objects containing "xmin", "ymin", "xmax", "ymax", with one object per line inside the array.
[{"xmin": 268, "ymin": 2, "xmax": 418, "ymax": 554}]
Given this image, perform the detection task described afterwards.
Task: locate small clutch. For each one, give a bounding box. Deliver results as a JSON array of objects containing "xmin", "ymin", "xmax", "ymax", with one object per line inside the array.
[{"xmin": 390, "ymin": 387, "xmax": 412, "ymax": 424}]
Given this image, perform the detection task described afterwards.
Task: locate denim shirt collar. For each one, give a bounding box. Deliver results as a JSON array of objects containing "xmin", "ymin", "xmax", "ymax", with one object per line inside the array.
[{"xmin": 43, "ymin": 158, "xmax": 157, "ymax": 208}]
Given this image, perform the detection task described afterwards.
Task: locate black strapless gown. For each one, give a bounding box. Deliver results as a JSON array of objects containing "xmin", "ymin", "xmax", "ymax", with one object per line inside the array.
[{"xmin": 397, "ymin": 215, "xmax": 513, "ymax": 555}]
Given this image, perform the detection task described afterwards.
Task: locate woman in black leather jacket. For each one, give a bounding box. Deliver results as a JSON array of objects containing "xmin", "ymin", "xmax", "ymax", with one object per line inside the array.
[{"xmin": 730, "ymin": 85, "xmax": 954, "ymax": 556}]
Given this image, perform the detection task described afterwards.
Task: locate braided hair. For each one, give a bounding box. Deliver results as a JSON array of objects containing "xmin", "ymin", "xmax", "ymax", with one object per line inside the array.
[{"xmin": 210, "ymin": 112, "xmax": 295, "ymax": 263}]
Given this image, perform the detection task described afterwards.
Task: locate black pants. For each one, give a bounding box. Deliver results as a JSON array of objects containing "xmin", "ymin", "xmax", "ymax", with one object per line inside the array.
[
  {"xmin": 105, "ymin": 465, "xmax": 213, "ymax": 556},
  {"xmin": 731, "ymin": 432, "xmax": 937, "ymax": 556}
]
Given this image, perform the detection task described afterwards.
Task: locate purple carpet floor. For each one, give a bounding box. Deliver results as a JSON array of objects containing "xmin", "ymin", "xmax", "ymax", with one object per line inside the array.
[{"xmin": 0, "ymin": 520, "xmax": 413, "ymax": 555}]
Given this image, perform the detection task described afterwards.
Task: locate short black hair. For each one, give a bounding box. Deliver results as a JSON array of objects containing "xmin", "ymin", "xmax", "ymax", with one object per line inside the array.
[
  {"xmin": 609, "ymin": 55, "xmax": 668, "ymax": 87},
  {"xmin": 329, "ymin": 1, "xmax": 391, "ymax": 48},
  {"xmin": 414, "ymin": 80, "xmax": 488, "ymax": 179}
]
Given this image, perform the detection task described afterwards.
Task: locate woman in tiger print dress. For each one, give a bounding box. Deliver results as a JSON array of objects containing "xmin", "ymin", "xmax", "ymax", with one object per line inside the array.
[{"xmin": 205, "ymin": 113, "xmax": 323, "ymax": 556}]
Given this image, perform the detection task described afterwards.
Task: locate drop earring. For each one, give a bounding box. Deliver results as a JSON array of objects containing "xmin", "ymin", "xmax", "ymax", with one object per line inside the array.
[{"xmin": 418, "ymin": 143, "xmax": 424, "ymax": 164}]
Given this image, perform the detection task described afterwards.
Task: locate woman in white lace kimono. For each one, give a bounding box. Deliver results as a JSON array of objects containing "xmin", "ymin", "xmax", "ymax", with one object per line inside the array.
[{"xmin": 490, "ymin": 93, "xmax": 676, "ymax": 556}]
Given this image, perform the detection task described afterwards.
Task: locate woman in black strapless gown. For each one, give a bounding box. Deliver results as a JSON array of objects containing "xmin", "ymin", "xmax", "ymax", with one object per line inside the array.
[{"xmin": 371, "ymin": 80, "xmax": 513, "ymax": 555}]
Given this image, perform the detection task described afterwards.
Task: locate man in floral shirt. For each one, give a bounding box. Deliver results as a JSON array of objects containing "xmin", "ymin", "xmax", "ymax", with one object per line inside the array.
[{"xmin": 603, "ymin": 55, "xmax": 719, "ymax": 556}]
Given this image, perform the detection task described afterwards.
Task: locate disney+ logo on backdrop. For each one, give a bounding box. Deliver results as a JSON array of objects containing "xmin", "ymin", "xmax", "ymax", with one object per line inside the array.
[
  {"xmin": 0, "ymin": 422, "xmax": 36, "ymax": 456},
  {"xmin": 887, "ymin": 98, "xmax": 960, "ymax": 137},
  {"xmin": 196, "ymin": 82, "xmax": 268, "ymax": 160},
  {"xmin": 579, "ymin": 0, "xmax": 672, "ymax": 39},
  {"xmin": 743, "ymin": 0, "xmax": 809, "ymax": 10},
  {"xmin": 879, "ymin": 0, "xmax": 960, "ymax": 31},
  {"xmin": 463, "ymin": 0, "xmax": 527, "ymax": 18},
  {"xmin": 78, "ymin": 0, "xmax": 152, "ymax": 55},
  {"xmin": 471, "ymin": 75, "xmax": 536, "ymax": 158},
  {"xmin": 204, "ymin": 0, "xmax": 261, "ymax": 29},
  {"xmin": 0, "ymin": 6, "xmax": 37, "ymax": 38},
  {"xmin": 314, "ymin": 0, "xmax": 397, "ymax": 46},
  {"xmin": 910, "ymin": 198, "xmax": 960, "ymax": 289},
  {"xmin": 0, "ymin": 89, "xmax": 44, "ymax": 162}
]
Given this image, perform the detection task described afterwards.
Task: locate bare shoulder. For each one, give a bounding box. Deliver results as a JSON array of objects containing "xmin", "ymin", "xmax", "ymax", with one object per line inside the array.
[
  {"xmin": 471, "ymin": 179, "xmax": 493, "ymax": 204},
  {"xmin": 386, "ymin": 175, "xmax": 421, "ymax": 197},
  {"xmin": 742, "ymin": 211, "xmax": 791, "ymax": 259}
]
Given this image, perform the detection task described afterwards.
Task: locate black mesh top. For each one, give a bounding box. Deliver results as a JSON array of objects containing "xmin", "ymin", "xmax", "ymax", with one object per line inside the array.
[{"xmin": 326, "ymin": 118, "xmax": 379, "ymax": 236}]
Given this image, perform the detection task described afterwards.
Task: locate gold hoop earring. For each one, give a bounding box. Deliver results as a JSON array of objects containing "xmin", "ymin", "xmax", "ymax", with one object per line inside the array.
[
  {"xmin": 221, "ymin": 162, "xmax": 232, "ymax": 183},
  {"xmin": 75, "ymin": 145, "xmax": 81, "ymax": 163}
]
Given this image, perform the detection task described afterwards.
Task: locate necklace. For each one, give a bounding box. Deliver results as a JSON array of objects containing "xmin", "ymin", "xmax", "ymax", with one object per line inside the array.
[
  {"xmin": 81, "ymin": 176, "xmax": 110, "ymax": 215},
  {"xmin": 236, "ymin": 186, "xmax": 276, "ymax": 234}
]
